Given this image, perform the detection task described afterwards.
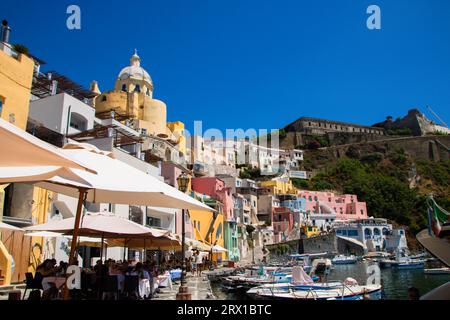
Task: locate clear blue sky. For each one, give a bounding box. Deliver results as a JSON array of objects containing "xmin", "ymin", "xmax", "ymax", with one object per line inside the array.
[{"xmin": 1, "ymin": 0, "xmax": 449, "ymax": 133}]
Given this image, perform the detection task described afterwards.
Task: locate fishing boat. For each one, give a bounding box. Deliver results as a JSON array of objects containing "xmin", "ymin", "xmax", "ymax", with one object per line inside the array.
[
  {"xmin": 222, "ymin": 267, "xmax": 292, "ymax": 290},
  {"xmin": 380, "ymin": 250, "xmax": 425, "ymax": 270},
  {"xmin": 424, "ymin": 267, "xmax": 450, "ymax": 275},
  {"xmin": 332, "ymin": 254, "xmax": 357, "ymax": 265},
  {"xmin": 287, "ymin": 252, "xmax": 328, "ymax": 273},
  {"xmin": 247, "ymin": 267, "xmax": 381, "ymax": 300},
  {"xmin": 249, "ymin": 283, "xmax": 382, "ymax": 300}
]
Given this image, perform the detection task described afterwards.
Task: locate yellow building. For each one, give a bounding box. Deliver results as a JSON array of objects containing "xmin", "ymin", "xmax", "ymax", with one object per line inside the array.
[
  {"xmin": 260, "ymin": 178, "xmax": 297, "ymax": 195},
  {"xmin": 0, "ymin": 44, "xmax": 51, "ymax": 285},
  {"xmin": 189, "ymin": 198, "xmax": 226, "ymax": 262},
  {"xmin": 167, "ymin": 121, "xmax": 186, "ymax": 154},
  {"xmin": 302, "ymin": 225, "xmax": 320, "ymax": 238},
  {"xmin": 0, "ymin": 45, "xmax": 34, "ymax": 128}
]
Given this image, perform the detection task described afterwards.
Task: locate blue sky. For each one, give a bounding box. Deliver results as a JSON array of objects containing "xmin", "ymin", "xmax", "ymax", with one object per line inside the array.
[{"xmin": 1, "ymin": 0, "xmax": 449, "ymax": 133}]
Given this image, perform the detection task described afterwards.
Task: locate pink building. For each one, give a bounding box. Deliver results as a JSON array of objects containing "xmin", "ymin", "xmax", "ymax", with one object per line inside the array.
[
  {"xmin": 297, "ymin": 190, "xmax": 368, "ymax": 221},
  {"xmin": 272, "ymin": 207, "xmax": 294, "ymax": 242},
  {"xmin": 191, "ymin": 177, "xmax": 234, "ymax": 221}
]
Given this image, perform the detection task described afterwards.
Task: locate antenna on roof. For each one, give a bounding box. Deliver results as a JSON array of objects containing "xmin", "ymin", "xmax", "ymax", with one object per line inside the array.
[{"xmin": 426, "ymin": 106, "xmax": 449, "ymax": 129}]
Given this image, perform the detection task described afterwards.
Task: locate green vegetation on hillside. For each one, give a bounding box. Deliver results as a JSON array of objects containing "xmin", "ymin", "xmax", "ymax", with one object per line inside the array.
[{"xmin": 299, "ymin": 149, "xmax": 449, "ymax": 235}]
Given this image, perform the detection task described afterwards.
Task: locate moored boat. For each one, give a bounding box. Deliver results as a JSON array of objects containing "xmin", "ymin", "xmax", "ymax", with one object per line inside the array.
[
  {"xmin": 424, "ymin": 267, "xmax": 450, "ymax": 275},
  {"xmin": 332, "ymin": 254, "xmax": 357, "ymax": 265}
]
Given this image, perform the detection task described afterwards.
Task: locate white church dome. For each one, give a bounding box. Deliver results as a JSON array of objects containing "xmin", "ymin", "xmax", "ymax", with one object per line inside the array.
[{"xmin": 117, "ymin": 50, "xmax": 153, "ymax": 85}]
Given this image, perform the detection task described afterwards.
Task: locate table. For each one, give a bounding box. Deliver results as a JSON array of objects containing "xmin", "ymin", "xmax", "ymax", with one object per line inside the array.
[
  {"xmin": 138, "ymin": 278, "xmax": 151, "ymax": 298},
  {"xmin": 42, "ymin": 276, "xmax": 66, "ymax": 291},
  {"xmin": 157, "ymin": 273, "xmax": 173, "ymax": 290}
]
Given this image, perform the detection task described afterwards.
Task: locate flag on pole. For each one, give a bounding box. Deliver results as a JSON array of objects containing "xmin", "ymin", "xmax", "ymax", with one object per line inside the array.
[{"xmin": 428, "ymin": 196, "xmax": 450, "ymax": 238}]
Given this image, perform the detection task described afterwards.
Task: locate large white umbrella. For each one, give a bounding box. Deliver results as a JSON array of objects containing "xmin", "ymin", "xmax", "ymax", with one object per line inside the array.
[
  {"xmin": 25, "ymin": 213, "xmax": 167, "ymax": 239},
  {"xmin": 24, "ymin": 231, "xmax": 62, "ymax": 237},
  {"xmin": 36, "ymin": 148, "xmax": 213, "ymax": 211},
  {"xmin": 30, "ymin": 145, "xmax": 213, "ymax": 267},
  {"xmin": 0, "ymin": 118, "xmax": 95, "ymax": 183}
]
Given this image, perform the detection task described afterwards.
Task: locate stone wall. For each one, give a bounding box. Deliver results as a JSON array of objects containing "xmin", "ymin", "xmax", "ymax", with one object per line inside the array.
[
  {"xmin": 300, "ymin": 233, "xmax": 337, "ymax": 254},
  {"xmin": 305, "ymin": 135, "xmax": 450, "ymax": 164}
]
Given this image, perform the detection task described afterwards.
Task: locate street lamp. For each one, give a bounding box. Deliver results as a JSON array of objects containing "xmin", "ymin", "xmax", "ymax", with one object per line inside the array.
[{"xmin": 176, "ymin": 172, "xmax": 191, "ymax": 300}]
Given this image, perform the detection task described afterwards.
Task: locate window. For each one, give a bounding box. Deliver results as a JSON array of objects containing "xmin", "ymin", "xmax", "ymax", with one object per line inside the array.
[
  {"xmin": 121, "ymin": 84, "xmax": 126, "ymax": 92},
  {"xmin": 102, "ymin": 96, "xmax": 107, "ymax": 101},
  {"xmin": 360, "ymin": 209, "xmax": 364, "ymax": 215},
  {"xmin": 348, "ymin": 230, "xmax": 358, "ymax": 237},
  {"xmin": 134, "ymin": 85, "xmax": 141, "ymax": 93},
  {"xmin": 108, "ymin": 203, "xmax": 115, "ymax": 213},
  {"xmin": 0, "ymin": 96, "xmax": 4, "ymax": 116},
  {"xmin": 69, "ymin": 112, "xmax": 88, "ymax": 131},
  {"xmin": 146, "ymin": 216, "xmax": 161, "ymax": 228}
]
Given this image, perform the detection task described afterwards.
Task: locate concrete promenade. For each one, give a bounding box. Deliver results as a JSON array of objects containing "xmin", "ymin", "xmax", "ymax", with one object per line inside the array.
[{"xmin": 153, "ymin": 273, "xmax": 216, "ymax": 300}]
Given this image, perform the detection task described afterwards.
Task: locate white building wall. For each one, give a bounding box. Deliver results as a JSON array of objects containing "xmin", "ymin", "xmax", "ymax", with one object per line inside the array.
[{"xmin": 29, "ymin": 93, "xmax": 95, "ymax": 135}]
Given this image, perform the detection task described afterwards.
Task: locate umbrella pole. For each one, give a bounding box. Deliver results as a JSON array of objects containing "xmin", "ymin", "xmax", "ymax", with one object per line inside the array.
[
  {"xmin": 144, "ymin": 238, "xmax": 146, "ymax": 262},
  {"xmin": 68, "ymin": 187, "xmax": 87, "ymax": 266},
  {"xmin": 64, "ymin": 187, "xmax": 87, "ymax": 300},
  {"xmin": 123, "ymin": 239, "xmax": 127, "ymax": 261},
  {"xmin": 100, "ymin": 233, "xmax": 104, "ymax": 262}
]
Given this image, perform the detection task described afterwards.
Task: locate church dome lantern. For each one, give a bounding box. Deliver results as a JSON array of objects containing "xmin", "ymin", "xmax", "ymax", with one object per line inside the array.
[{"xmin": 117, "ymin": 49, "xmax": 153, "ymax": 92}]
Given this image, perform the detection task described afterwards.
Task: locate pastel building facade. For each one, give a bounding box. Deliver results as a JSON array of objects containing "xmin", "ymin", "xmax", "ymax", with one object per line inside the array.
[
  {"xmin": 0, "ymin": 37, "xmax": 53, "ymax": 285},
  {"xmin": 334, "ymin": 218, "xmax": 407, "ymax": 253},
  {"xmin": 298, "ymin": 190, "xmax": 368, "ymax": 226},
  {"xmin": 272, "ymin": 207, "xmax": 294, "ymax": 243},
  {"xmin": 190, "ymin": 177, "xmax": 237, "ymax": 260}
]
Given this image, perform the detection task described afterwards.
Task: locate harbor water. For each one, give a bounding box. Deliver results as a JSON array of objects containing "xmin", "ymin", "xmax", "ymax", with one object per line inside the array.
[{"xmin": 211, "ymin": 261, "xmax": 450, "ymax": 300}]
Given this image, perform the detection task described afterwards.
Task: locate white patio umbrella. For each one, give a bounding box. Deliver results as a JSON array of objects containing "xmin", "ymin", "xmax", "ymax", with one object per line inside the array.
[
  {"xmin": 35, "ymin": 148, "xmax": 213, "ymax": 210},
  {"xmin": 24, "ymin": 213, "xmax": 167, "ymax": 239},
  {"xmin": 24, "ymin": 231, "xmax": 62, "ymax": 237},
  {"xmin": 212, "ymin": 245, "xmax": 228, "ymax": 253},
  {"xmin": 32, "ymin": 146, "xmax": 213, "ymax": 263},
  {"xmin": 0, "ymin": 118, "xmax": 95, "ymax": 183}
]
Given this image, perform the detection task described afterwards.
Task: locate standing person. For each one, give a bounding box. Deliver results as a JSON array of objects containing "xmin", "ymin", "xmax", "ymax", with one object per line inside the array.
[
  {"xmin": 195, "ymin": 250, "xmax": 203, "ymax": 277},
  {"xmin": 191, "ymin": 251, "xmax": 197, "ymax": 276}
]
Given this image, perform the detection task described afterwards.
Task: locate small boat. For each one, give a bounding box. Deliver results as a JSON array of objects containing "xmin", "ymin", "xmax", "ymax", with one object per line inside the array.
[
  {"xmin": 309, "ymin": 258, "xmax": 333, "ymax": 277},
  {"xmin": 223, "ymin": 268, "xmax": 292, "ymax": 290},
  {"xmin": 380, "ymin": 250, "xmax": 425, "ymax": 270},
  {"xmin": 248, "ymin": 272, "xmax": 382, "ymax": 300},
  {"xmin": 395, "ymin": 260, "xmax": 425, "ymax": 269},
  {"xmin": 332, "ymin": 255, "xmax": 357, "ymax": 265},
  {"xmin": 424, "ymin": 267, "xmax": 450, "ymax": 275}
]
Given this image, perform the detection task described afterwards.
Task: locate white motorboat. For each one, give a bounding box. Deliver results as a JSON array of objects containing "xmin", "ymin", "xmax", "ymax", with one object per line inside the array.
[
  {"xmin": 424, "ymin": 267, "xmax": 450, "ymax": 275},
  {"xmin": 332, "ymin": 255, "xmax": 357, "ymax": 265}
]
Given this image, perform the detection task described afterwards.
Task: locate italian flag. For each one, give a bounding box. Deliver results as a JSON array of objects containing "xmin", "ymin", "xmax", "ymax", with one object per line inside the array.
[{"xmin": 428, "ymin": 198, "xmax": 449, "ymax": 238}]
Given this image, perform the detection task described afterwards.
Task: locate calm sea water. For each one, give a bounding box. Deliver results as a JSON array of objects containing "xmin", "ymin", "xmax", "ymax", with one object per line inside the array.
[{"xmin": 211, "ymin": 261, "xmax": 450, "ymax": 300}]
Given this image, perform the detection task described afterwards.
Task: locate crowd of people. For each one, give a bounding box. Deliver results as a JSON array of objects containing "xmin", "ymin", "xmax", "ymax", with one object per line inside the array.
[{"xmin": 30, "ymin": 249, "xmax": 215, "ymax": 300}]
